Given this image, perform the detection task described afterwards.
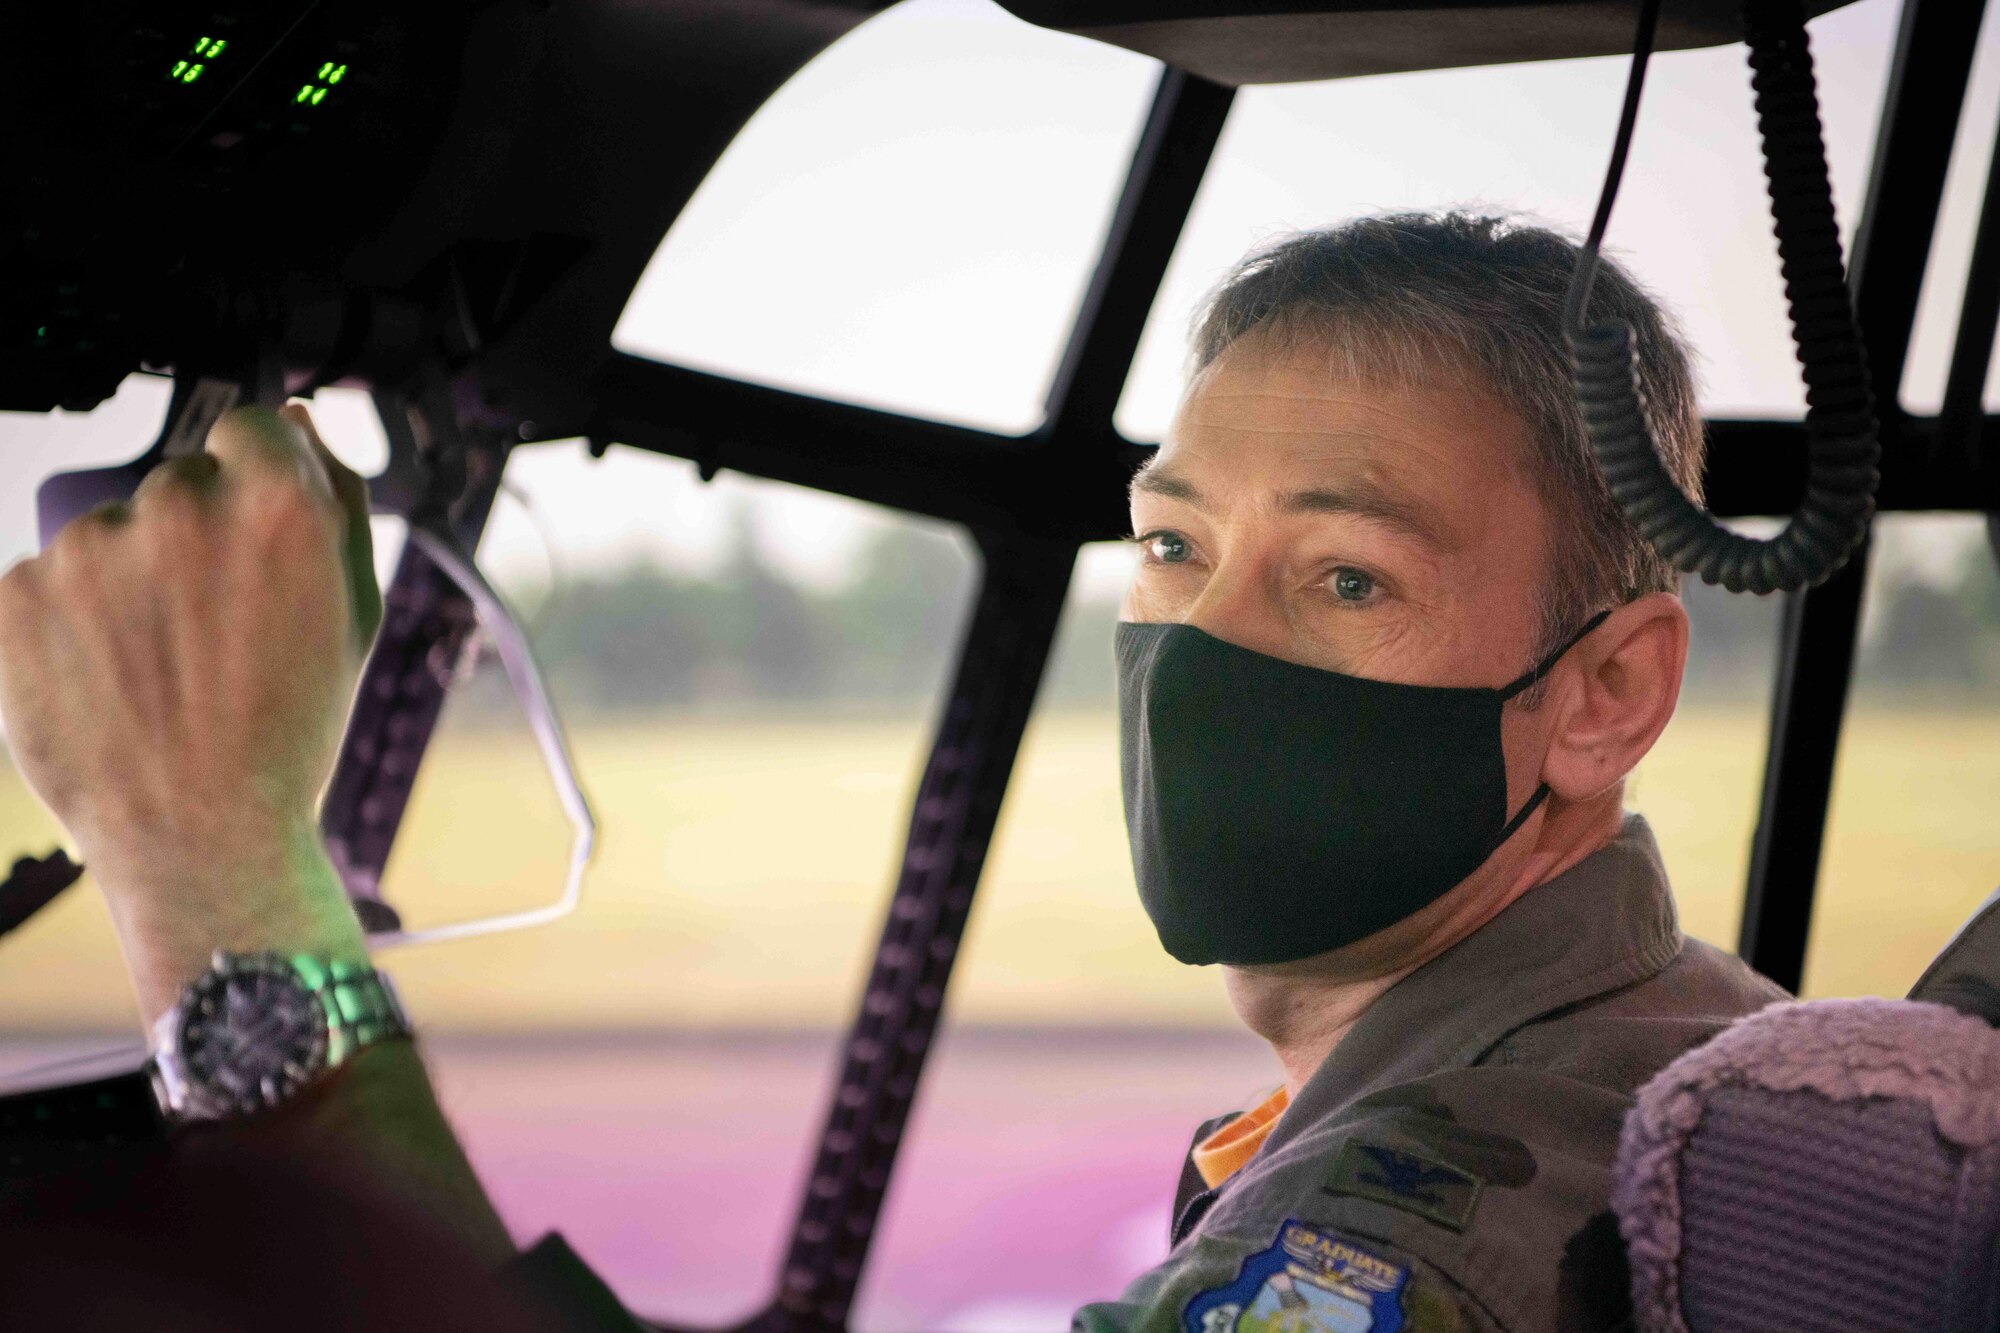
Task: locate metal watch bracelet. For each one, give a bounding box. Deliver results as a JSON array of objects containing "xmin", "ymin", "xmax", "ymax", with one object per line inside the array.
[{"xmin": 149, "ymin": 951, "xmax": 412, "ymax": 1126}]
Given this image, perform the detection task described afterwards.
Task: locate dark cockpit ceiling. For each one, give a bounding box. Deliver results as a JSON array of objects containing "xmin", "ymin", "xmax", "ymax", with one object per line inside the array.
[
  {"xmin": 998, "ymin": 0, "xmax": 1854, "ymax": 84},
  {"xmin": 4, "ymin": 2, "xmax": 893, "ymax": 424},
  {"xmin": 6, "ymin": 0, "xmax": 1857, "ymax": 470}
]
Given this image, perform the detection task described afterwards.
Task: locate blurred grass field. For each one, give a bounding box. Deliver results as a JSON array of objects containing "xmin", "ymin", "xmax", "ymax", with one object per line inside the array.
[{"xmin": 2, "ymin": 703, "xmax": 1996, "ymax": 1032}]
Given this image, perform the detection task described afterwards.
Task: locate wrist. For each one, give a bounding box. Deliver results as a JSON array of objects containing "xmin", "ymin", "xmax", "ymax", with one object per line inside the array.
[{"xmin": 91, "ymin": 824, "xmax": 368, "ymax": 1026}]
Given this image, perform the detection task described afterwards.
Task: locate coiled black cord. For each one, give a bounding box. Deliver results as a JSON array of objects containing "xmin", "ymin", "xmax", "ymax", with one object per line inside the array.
[{"xmin": 1569, "ymin": 0, "xmax": 1881, "ymax": 594}]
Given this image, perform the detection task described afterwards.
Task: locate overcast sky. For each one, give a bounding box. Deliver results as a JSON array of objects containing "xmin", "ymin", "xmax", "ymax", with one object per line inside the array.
[{"xmin": 3, "ymin": 0, "xmax": 1995, "ymax": 600}]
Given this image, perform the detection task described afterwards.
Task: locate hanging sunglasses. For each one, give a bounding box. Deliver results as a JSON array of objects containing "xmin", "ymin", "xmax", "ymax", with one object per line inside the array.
[{"xmin": 358, "ymin": 517, "xmax": 595, "ymax": 947}]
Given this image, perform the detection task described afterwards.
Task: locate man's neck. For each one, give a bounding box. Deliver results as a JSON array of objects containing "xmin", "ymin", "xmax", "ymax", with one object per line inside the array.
[{"xmin": 1225, "ymin": 789, "xmax": 1627, "ymax": 1099}]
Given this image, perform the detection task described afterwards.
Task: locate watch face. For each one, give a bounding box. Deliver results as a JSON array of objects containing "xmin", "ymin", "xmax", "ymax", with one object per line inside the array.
[{"xmin": 178, "ymin": 957, "xmax": 329, "ymax": 1114}]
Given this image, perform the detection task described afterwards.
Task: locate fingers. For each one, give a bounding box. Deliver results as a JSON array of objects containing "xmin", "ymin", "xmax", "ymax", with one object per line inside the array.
[
  {"xmin": 277, "ymin": 402, "xmax": 383, "ymax": 649},
  {"xmin": 43, "ymin": 499, "xmax": 134, "ymax": 576},
  {"xmin": 117, "ymin": 459, "xmax": 225, "ymax": 604},
  {"xmin": 130, "ymin": 452, "xmax": 222, "ymax": 516},
  {"xmin": 277, "ymin": 403, "xmax": 368, "ymax": 527},
  {"xmin": 206, "ymin": 405, "xmax": 341, "ymax": 510},
  {"xmin": 81, "ymin": 498, "xmax": 134, "ymax": 527},
  {"xmin": 0, "ymin": 556, "xmax": 45, "ymax": 649},
  {"xmin": 106, "ymin": 403, "xmax": 382, "ymax": 652}
]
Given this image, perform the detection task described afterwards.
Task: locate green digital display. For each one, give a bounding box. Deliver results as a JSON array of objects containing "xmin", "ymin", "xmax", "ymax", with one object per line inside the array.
[
  {"xmin": 158, "ymin": 32, "xmax": 352, "ymax": 112},
  {"xmin": 168, "ymin": 35, "xmax": 228, "ymax": 85},
  {"xmin": 295, "ymin": 60, "xmax": 349, "ymax": 108}
]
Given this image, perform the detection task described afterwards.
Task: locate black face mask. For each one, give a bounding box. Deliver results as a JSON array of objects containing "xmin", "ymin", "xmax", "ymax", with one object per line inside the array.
[{"xmin": 1115, "ymin": 611, "xmax": 1610, "ymax": 966}]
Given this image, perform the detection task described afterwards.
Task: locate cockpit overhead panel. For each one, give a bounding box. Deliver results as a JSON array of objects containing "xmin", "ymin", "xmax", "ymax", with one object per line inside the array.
[
  {"xmin": 997, "ymin": 0, "xmax": 1861, "ymax": 85},
  {"xmin": 2, "ymin": 1, "xmax": 887, "ymax": 425}
]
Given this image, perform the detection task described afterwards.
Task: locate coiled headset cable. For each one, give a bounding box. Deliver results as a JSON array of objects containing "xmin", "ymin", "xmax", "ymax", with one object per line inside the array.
[{"xmin": 1569, "ymin": 0, "xmax": 1881, "ymax": 594}]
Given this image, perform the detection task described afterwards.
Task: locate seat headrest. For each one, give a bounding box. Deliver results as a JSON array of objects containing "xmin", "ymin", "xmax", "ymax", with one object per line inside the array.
[
  {"xmin": 1911, "ymin": 885, "xmax": 2000, "ymax": 1026},
  {"xmin": 1613, "ymin": 998, "xmax": 2000, "ymax": 1333}
]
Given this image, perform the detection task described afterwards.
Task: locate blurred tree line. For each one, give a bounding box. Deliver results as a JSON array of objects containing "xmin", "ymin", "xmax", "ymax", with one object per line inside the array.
[
  {"xmin": 453, "ymin": 519, "xmax": 2000, "ymax": 723},
  {"xmin": 1853, "ymin": 526, "xmax": 2000, "ymax": 699},
  {"xmin": 516, "ymin": 522, "xmax": 975, "ymax": 712}
]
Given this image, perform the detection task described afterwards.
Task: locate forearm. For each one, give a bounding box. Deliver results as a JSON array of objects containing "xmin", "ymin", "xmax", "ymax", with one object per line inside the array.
[
  {"xmin": 92, "ymin": 834, "xmax": 515, "ymax": 1269},
  {"xmin": 175, "ymin": 1037, "xmax": 519, "ymax": 1268},
  {"xmin": 0, "ymin": 406, "xmax": 518, "ymax": 1272}
]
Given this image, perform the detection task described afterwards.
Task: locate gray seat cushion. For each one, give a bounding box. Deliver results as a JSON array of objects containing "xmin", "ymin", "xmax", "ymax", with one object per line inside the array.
[{"xmin": 1613, "ymin": 998, "xmax": 2000, "ymax": 1333}]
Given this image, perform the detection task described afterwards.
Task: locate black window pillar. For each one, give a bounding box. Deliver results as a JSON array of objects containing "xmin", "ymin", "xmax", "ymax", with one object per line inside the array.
[
  {"xmin": 1738, "ymin": 0, "xmax": 1987, "ymax": 991},
  {"xmin": 734, "ymin": 68, "xmax": 1233, "ymax": 1333}
]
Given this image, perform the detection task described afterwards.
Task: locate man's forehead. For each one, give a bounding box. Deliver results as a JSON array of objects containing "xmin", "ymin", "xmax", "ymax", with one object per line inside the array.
[
  {"xmin": 1176, "ymin": 366, "xmax": 1436, "ymax": 438},
  {"xmin": 1175, "ymin": 339, "xmax": 1494, "ymax": 444},
  {"xmin": 1137, "ymin": 341, "xmax": 1533, "ymax": 540}
]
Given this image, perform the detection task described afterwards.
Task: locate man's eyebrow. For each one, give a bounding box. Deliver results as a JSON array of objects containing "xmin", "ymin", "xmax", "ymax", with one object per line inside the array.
[
  {"xmin": 1129, "ymin": 466, "xmax": 1207, "ymax": 512},
  {"xmin": 1280, "ymin": 484, "xmax": 1449, "ymax": 548},
  {"xmin": 1134, "ymin": 464, "xmax": 1448, "ymax": 548}
]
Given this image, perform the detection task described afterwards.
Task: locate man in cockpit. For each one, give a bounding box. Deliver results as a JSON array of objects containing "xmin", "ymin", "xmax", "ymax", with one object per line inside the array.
[{"xmin": 0, "ymin": 211, "xmax": 1784, "ymax": 1331}]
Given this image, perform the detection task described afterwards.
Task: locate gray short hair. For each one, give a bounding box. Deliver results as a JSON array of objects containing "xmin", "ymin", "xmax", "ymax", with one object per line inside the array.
[{"xmin": 1189, "ymin": 211, "xmax": 1702, "ymax": 686}]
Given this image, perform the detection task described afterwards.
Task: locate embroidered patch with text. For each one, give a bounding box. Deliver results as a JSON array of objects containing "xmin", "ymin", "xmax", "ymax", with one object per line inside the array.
[
  {"xmin": 1183, "ymin": 1219, "xmax": 1408, "ymax": 1332},
  {"xmin": 1322, "ymin": 1140, "xmax": 1483, "ymax": 1232}
]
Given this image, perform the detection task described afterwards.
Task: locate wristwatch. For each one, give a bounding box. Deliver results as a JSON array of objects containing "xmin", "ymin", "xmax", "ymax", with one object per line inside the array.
[
  {"xmin": 0, "ymin": 951, "xmax": 410, "ymax": 1175},
  {"xmin": 150, "ymin": 951, "xmax": 411, "ymax": 1124}
]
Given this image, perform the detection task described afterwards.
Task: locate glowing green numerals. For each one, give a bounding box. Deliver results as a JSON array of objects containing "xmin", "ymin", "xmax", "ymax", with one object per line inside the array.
[
  {"xmin": 171, "ymin": 34, "xmax": 225, "ymax": 80},
  {"xmin": 296, "ymin": 61, "xmax": 348, "ymax": 109}
]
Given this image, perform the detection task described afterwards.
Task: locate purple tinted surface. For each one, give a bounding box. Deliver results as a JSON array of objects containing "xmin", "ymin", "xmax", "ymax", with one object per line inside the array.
[
  {"xmin": 428, "ymin": 1030, "xmax": 1275, "ymax": 1332},
  {"xmin": 0, "ymin": 1029, "xmax": 1276, "ymax": 1332}
]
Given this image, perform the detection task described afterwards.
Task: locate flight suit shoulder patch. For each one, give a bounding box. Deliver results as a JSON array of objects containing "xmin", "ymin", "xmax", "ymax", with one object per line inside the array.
[
  {"xmin": 1322, "ymin": 1139, "xmax": 1484, "ymax": 1233},
  {"xmin": 1183, "ymin": 1218, "xmax": 1410, "ymax": 1332}
]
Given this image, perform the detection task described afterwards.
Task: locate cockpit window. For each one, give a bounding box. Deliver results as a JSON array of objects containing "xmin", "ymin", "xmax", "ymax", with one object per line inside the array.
[
  {"xmin": 1900, "ymin": 27, "xmax": 2000, "ymax": 413},
  {"xmin": 612, "ymin": 0, "xmax": 1159, "ymax": 435},
  {"xmin": 0, "ymin": 377, "xmax": 175, "ymax": 574},
  {"xmin": 403, "ymin": 447, "xmax": 975, "ymax": 1323},
  {"xmin": 1114, "ymin": 0, "xmax": 1903, "ymax": 440},
  {"xmin": 1802, "ymin": 514, "xmax": 2000, "ymax": 998}
]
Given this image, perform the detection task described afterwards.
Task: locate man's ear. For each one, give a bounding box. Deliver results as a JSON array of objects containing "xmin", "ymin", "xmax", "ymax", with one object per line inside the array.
[{"xmin": 1541, "ymin": 591, "xmax": 1688, "ymax": 803}]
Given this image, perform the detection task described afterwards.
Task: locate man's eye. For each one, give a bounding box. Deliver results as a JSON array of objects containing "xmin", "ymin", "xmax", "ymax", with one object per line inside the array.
[
  {"xmin": 1144, "ymin": 532, "xmax": 1192, "ymax": 564},
  {"xmin": 1329, "ymin": 567, "xmax": 1375, "ymax": 602}
]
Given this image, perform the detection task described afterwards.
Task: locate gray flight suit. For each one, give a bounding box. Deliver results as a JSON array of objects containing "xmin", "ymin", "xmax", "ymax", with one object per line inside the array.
[{"xmin": 1073, "ymin": 814, "xmax": 1787, "ymax": 1333}]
